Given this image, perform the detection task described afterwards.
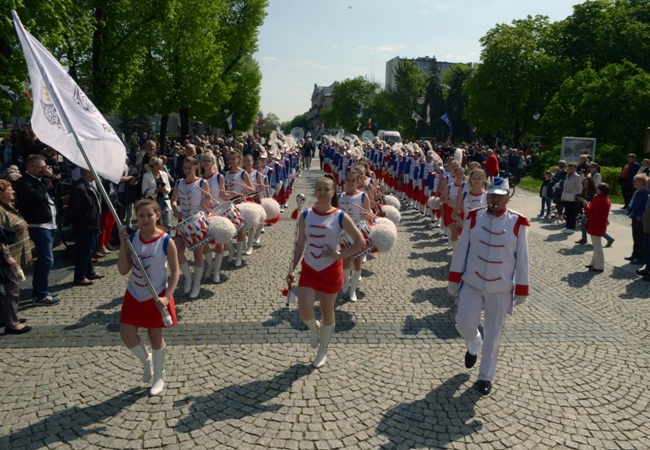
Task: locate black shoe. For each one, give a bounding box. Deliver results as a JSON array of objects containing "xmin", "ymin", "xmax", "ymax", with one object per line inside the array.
[
  {"xmin": 644, "ymin": 275, "xmax": 650, "ymax": 282},
  {"xmin": 33, "ymin": 295, "xmax": 61, "ymax": 306},
  {"xmin": 464, "ymin": 351, "xmax": 477, "ymax": 369},
  {"xmin": 624, "ymin": 256, "xmax": 634, "ymax": 261},
  {"xmin": 474, "ymin": 380, "xmax": 492, "ymax": 396},
  {"xmin": 636, "ymin": 269, "xmax": 649, "ymax": 276},
  {"xmin": 575, "ymin": 239, "xmax": 587, "ymax": 245},
  {"xmin": 588, "ymin": 268, "xmax": 604, "ymax": 273},
  {"xmin": 605, "ymin": 238, "xmax": 615, "ymax": 248},
  {"xmin": 87, "ymin": 273, "xmax": 105, "ymax": 280},
  {"xmin": 5, "ymin": 325, "xmax": 32, "ymax": 335}
]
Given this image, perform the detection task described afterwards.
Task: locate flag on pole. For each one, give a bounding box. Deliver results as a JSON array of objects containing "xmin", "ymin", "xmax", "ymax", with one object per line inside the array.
[
  {"xmin": 226, "ymin": 114, "xmax": 236, "ymax": 131},
  {"xmin": 440, "ymin": 113, "xmax": 453, "ymax": 133},
  {"xmin": 426, "ymin": 104, "xmax": 431, "ymax": 125},
  {"xmin": 411, "ymin": 111, "xmax": 423, "ymax": 123},
  {"xmin": 0, "ymin": 85, "xmax": 22, "ymax": 102},
  {"xmin": 11, "ymin": 11, "xmax": 126, "ymax": 183}
]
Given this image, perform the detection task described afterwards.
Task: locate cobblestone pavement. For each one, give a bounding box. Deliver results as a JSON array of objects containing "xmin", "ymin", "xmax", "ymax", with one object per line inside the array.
[{"xmin": 1, "ymin": 167, "xmax": 649, "ymax": 449}]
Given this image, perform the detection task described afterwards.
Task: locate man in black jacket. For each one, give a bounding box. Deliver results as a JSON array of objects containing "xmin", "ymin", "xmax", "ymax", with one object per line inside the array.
[
  {"xmin": 14, "ymin": 154, "xmax": 61, "ymax": 305},
  {"xmin": 68, "ymin": 169, "xmax": 103, "ymax": 286}
]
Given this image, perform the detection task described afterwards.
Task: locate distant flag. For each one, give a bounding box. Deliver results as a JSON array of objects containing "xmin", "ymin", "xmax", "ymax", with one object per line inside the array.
[
  {"xmin": 367, "ymin": 118, "xmax": 372, "ymax": 129},
  {"xmin": 0, "ymin": 85, "xmax": 21, "ymax": 102},
  {"xmin": 373, "ymin": 122, "xmax": 378, "ymax": 129},
  {"xmin": 470, "ymin": 125, "xmax": 478, "ymax": 134},
  {"xmin": 440, "ymin": 113, "xmax": 453, "ymax": 133},
  {"xmin": 11, "ymin": 10, "xmax": 126, "ymax": 183},
  {"xmin": 226, "ymin": 114, "xmax": 236, "ymax": 131},
  {"xmin": 426, "ymin": 104, "xmax": 431, "ymax": 125},
  {"xmin": 411, "ymin": 111, "xmax": 423, "ymax": 123}
]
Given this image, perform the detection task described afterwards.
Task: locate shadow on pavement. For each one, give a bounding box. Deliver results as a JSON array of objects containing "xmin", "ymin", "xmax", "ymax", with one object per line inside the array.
[
  {"xmin": 172, "ymin": 363, "xmax": 313, "ymax": 433},
  {"xmin": 376, "ymin": 373, "xmax": 482, "ymax": 449},
  {"xmin": 558, "ymin": 245, "xmax": 590, "ymax": 256},
  {"xmin": 561, "ymin": 270, "xmax": 599, "ymax": 288},
  {"xmin": 261, "ymin": 306, "xmax": 356, "ymax": 333},
  {"xmin": 2, "ymin": 387, "xmax": 147, "ymax": 447},
  {"xmin": 403, "ymin": 287, "xmax": 459, "ymax": 339},
  {"xmin": 63, "ymin": 296, "xmax": 123, "ymax": 331}
]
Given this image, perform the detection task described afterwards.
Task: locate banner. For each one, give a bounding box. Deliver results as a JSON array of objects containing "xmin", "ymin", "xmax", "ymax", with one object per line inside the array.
[
  {"xmin": 440, "ymin": 113, "xmax": 453, "ymax": 133},
  {"xmin": 226, "ymin": 114, "xmax": 236, "ymax": 131},
  {"xmin": 411, "ymin": 111, "xmax": 423, "ymax": 123},
  {"xmin": 0, "ymin": 85, "xmax": 21, "ymax": 102},
  {"xmin": 426, "ymin": 104, "xmax": 431, "ymax": 125},
  {"xmin": 12, "ymin": 10, "xmax": 126, "ymax": 183}
]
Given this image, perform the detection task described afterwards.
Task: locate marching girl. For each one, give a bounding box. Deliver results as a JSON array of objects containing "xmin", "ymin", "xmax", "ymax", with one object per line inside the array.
[
  {"xmin": 440, "ymin": 166, "xmax": 467, "ymax": 251},
  {"xmin": 170, "ymin": 156, "xmax": 211, "ymax": 298},
  {"xmin": 338, "ymin": 170, "xmax": 372, "ymax": 302},
  {"xmin": 452, "ymin": 168, "xmax": 487, "ymax": 238},
  {"xmin": 253, "ymin": 159, "xmax": 271, "ymax": 242},
  {"xmin": 201, "ymin": 152, "xmax": 228, "ymax": 283},
  {"xmin": 119, "ymin": 198, "xmax": 180, "ymax": 396},
  {"xmin": 224, "ymin": 151, "xmax": 255, "ymax": 267},
  {"xmin": 289, "ymin": 176, "xmax": 365, "ymax": 368},
  {"xmin": 243, "ymin": 155, "xmax": 266, "ymax": 255}
]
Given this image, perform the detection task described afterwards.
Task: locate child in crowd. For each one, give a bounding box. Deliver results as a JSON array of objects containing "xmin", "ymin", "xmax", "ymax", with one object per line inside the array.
[{"xmin": 538, "ymin": 171, "xmax": 553, "ymax": 218}]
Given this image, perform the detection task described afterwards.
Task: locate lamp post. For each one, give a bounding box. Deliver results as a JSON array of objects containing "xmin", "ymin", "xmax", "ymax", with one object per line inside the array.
[
  {"xmin": 417, "ymin": 93, "xmax": 425, "ymax": 105},
  {"xmin": 533, "ymin": 111, "xmax": 540, "ymax": 121}
]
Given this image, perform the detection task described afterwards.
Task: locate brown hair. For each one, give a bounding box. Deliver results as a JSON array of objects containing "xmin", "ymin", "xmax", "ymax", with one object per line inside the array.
[
  {"xmin": 0, "ymin": 179, "xmax": 11, "ymax": 192},
  {"xmin": 135, "ymin": 197, "xmax": 163, "ymax": 228},
  {"xmin": 183, "ymin": 156, "xmax": 200, "ymax": 177},
  {"xmin": 317, "ymin": 176, "xmax": 339, "ymax": 208}
]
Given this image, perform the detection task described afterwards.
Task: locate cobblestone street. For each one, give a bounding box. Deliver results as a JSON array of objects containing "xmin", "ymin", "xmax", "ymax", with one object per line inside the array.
[{"xmin": 1, "ymin": 167, "xmax": 649, "ymax": 449}]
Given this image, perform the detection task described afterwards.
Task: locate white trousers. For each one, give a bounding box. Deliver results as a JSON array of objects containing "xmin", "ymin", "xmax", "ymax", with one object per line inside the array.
[
  {"xmin": 589, "ymin": 235, "xmax": 604, "ymax": 270},
  {"xmin": 455, "ymin": 283, "xmax": 511, "ymax": 382}
]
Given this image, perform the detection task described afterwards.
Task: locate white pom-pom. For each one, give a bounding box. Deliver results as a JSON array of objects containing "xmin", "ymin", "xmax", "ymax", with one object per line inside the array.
[
  {"xmin": 236, "ymin": 202, "xmax": 263, "ymax": 230},
  {"xmin": 369, "ymin": 220, "xmax": 398, "ymax": 253},
  {"xmin": 382, "ymin": 204, "xmax": 401, "ymax": 225},
  {"xmin": 261, "ymin": 198, "xmax": 281, "ymax": 218},
  {"xmin": 383, "ymin": 195, "xmax": 401, "ymax": 209},
  {"xmin": 427, "ymin": 196, "xmax": 441, "ymax": 210},
  {"xmin": 251, "ymin": 202, "xmax": 267, "ymax": 225},
  {"xmin": 207, "ymin": 216, "xmax": 236, "ymax": 244}
]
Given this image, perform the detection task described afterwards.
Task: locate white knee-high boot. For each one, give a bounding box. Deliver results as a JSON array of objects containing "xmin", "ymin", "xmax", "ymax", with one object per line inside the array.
[
  {"xmin": 341, "ymin": 268, "xmax": 351, "ymax": 293},
  {"xmin": 245, "ymin": 230, "xmax": 255, "ymax": 255},
  {"xmin": 150, "ymin": 347, "xmax": 166, "ymax": 396},
  {"xmin": 349, "ymin": 270, "xmax": 362, "ymax": 302},
  {"xmin": 254, "ymin": 223, "xmax": 263, "ymax": 244},
  {"xmin": 203, "ymin": 252, "xmax": 213, "ymax": 279},
  {"xmin": 128, "ymin": 340, "xmax": 152, "ymax": 382},
  {"xmin": 190, "ymin": 266, "xmax": 203, "ymax": 299},
  {"xmin": 235, "ymin": 240, "xmax": 245, "ymax": 267},
  {"xmin": 213, "ymin": 253, "xmax": 223, "ymax": 283},
  {"xmin": 180, "ymin": 262, "xmax": 192, "ymax": 294},
  {"xmin": 226, "ymin": 242, "xmax": 234, "ymax": 263},
  {"xmin": 304, "ymin": 317, "xmax": 320, "ymax": 348},
  {"xmin": 313, "ymin": 324, "xmax": 334, "ymax": 368}
]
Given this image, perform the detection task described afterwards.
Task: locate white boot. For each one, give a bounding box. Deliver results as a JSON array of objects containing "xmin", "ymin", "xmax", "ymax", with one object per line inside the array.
[
  {"xmin": 213, "ymin": 253, "xmax": 223, "ymax": 283},
  {"xmin": 226, "ymin": 242, "xmax": 234, "ymax": 263},
  {"xmin": 349, "ymin": 270, "xmax": 361, "ymax": 302},
  {"xmin": 128, "ymin": 340, "xmax": 152, "ymax": 382},
  {"xmin": 180, "ymin": 262, "xmax": 192, "ymax": 294},
  {"xmin": 244, "ymin": 230, "xmax": 254, "ymax": 255},
  {"xmin": 235, "ymin": 240, "xmax": 245, "ymax": 267},
  {"xmin": 150, "ymin": 347, "xmax": 166, "ymax": 396},
  {"xmin": 313, "ymin": 324, "xmax": 334, "ymax": 368},
  {"xmin": 203, "ymin": 252, "xmax": 213, "ymax": 279},
  {"xmin": 190, "ymin": 266, "xmax": 203, "ymax": 299},
  {"xmin": 254, "ymin": 224, "xmax": 263, "ymax": 244},
  {"xmin": 341, "ymin": 268, "xmax": 351, "ymax": 293},
  {"xmin": 304, "ymin": 317, "xmax": 320, "ymax": 349}
]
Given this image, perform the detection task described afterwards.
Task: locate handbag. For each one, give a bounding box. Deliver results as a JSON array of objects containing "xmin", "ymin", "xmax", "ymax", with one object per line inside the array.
[{"xmin": 0, "ymin": 226, "xmax": 17, "ymax": 245}]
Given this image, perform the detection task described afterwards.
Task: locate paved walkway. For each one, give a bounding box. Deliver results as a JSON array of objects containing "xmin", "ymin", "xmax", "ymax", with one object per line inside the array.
[{"xmin": 1, "ymin": 167, "xmax": 649, "ymax": 449}]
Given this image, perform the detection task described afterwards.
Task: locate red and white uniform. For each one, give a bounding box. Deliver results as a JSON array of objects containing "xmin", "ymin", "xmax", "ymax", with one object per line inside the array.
[
  {"xmin": 339, "ymin": 191, "xmax": 366, "ymax": 223},
  {"xmin": 121, "ymin": 231, "xmax": 177, "ymax": 328},
  {"xmin": 443, "ymin": 181, "xmax": 464, "ymax": 227},
  {"xmin": 203, "ymin": 172, "xmax": 223, "ymax": 208},
  {"xmin": 448, "ymin": 207, "xmax": 530, "ymax": 382},
  {"xmin": 225, "ymin": 169, "xmax": 247, "ymax": 195},
  {"xmin": 176, "ymin": 178, "xmax": 206, "ymax": 219},
  {"xmin": 298, "ymin": 207, "xmax": 345, "ymax": 294},
  {"xmin": 461, "ymin": 189, "xmax": 488, "ymax": 216}
]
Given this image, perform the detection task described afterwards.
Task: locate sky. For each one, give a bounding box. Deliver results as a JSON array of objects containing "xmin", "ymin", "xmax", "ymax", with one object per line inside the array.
[{"xmin": 253, "ymin": 0, "xmax": 580, "ymax": 122}]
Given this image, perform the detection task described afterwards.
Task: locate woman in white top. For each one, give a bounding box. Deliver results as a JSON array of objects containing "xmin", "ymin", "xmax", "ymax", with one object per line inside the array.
[
  {"xmin": 338, "ymin": 170, "xmax": 372, "ymax": 302},
  {"xmin": 289, "ymin": 176, "xmax": 364, "ymax": 368},
  {"xmin": 142, "ymin": 157, "xmax": 172, "ymax": 229},
  {"xmin": 224, "ymin": 151, "xmax": 255, "ymax": 267},
  {"xmin": 440, "ymin": 166, "xmax": 466, "ymax": 250},
  {"xmin": 453, "ymin": 168, "xmax": 487, "ymax": 221},
  {"xmin": 170, "ymin": 156, "xmax": 210, "ymax": 298},
  {"xmin": 243, "ymin": 155, "xmax": 266, "ymax": 256},
  {"xmin": 201, "ymin": 151, "xmax": 228, "ymax": 283}
]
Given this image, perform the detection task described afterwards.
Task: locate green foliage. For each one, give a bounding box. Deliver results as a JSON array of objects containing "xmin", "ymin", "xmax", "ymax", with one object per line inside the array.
[
  {"xmin": 599, "ymin": 165, "xmax": 622, "ymax": 196},
  {"xmin": 328, "ymin": 76, "xmax": 379, "ymax": 132}
]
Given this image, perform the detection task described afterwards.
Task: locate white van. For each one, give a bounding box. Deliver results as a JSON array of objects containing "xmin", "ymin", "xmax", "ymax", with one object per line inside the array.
[{"xmin": 377, "ymin": 130, "xmax": 402, "ymax": 145}]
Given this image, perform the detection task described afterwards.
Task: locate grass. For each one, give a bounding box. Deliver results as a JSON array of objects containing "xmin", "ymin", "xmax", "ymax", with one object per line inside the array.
[{"xmin": 515, "ymin": 176, "xmax": 624, "ymax": 205}]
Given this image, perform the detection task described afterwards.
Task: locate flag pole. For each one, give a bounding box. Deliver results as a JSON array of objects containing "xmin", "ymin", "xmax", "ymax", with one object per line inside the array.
[{"xmin": 12, "ymin": 11, "xmax": 172, "ymax": 325}]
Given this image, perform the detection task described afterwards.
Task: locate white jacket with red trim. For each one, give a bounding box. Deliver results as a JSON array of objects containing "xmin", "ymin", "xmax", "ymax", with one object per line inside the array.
[{"xmin": 448, "ymin": 207, "xmax": 530, "ymax": 296}]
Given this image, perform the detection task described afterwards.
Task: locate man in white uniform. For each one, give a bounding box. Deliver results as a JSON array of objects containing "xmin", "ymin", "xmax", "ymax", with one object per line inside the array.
[{"xmin": 446, "ymin": 178, "xmax": 530, "ymax": 395}]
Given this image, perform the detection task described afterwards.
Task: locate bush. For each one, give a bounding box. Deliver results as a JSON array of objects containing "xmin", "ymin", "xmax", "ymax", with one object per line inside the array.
[{"xmin": 599, "ymin": 166, "xmax": 621, "ymax": 195}]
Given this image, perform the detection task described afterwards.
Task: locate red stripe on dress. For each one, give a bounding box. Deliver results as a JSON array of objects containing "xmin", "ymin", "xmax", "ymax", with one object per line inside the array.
[
  {"xmin": 481, "ymin": 226, "xmax": 506, "ymax": 235},
  {"xmin": 479, "ymin": 239, "xmax": 504, "ymax": 248},
  {"xmin": 475, "ymin": 271, "xmax": 501, "ymax": 282}
]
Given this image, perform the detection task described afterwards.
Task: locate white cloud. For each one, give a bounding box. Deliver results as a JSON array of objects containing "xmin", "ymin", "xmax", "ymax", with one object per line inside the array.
[
  {"xmin": 258, "ymin": 56, "xmax": 279, "ymax": 62},
  {"xmin": 290, "ymin": 60, "xmax": 330, "ymax": 69},
  {"xmin": 358, "ymin": 44, "xmax": 406, "ymax": 54}
]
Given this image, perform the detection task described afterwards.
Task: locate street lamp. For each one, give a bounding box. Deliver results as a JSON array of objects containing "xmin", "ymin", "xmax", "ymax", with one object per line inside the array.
[
  {"xmin": 417, "ymin": 93, "xmax": 425, "ymax": 105},
  {"xmin": 533, "ymin": 111, "xmax": 540, "ymax": 121}
]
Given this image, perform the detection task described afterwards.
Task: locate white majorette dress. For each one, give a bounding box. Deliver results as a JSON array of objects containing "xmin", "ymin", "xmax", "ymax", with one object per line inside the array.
[
  {"xmin": 298, "ymin": 207, "xmax": 345, "ymax": 294},
  {"xmin": 338, "ymin": 191, "xmax": 366, "ymax": 223},
  {"xmin": 120, "ymin": 231, "xmax": 178, "ymax": 328},
  {"xmin": 176, "ymin": 178, "xmax": 207, "ymax": 219},
  {"xmin": 225, "ymin": 169, "xmax": 247, "ymax": 195},
  {"xmin": 462, "ymin": 190, "xmax": 488, "ymax": 217},
  {"xmin": 203, "ymin": 172, "xmax": 223, "ymax": 208}
]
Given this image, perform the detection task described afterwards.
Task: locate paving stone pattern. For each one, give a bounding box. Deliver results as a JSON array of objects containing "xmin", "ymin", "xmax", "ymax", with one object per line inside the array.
[{"xmin": 1, "ymin": 167, "xmax": 649, "ymax": 449}]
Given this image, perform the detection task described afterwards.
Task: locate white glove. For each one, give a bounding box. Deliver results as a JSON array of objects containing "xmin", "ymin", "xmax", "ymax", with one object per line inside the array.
[
  {"xmin": 447, "ymin": 282, "xmax": 459, "ymax": 297},
  {"xmin": 514, "ymin": 295, "xmax": 527, "ymax": 306}
]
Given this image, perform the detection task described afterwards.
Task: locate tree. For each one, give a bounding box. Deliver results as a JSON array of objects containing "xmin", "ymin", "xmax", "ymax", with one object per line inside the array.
[
  {"xmin": 386, "ymin": 60, "xmax": 427, "ymax": 139},
  {"xmin": 327, "ymin": 76, "xmax": 379, "ymax": 132},
  {"xmin": 465, "ymin": 15, "xmax": 565, "ymax": 146},
  {"xmin": 443, "ymin": 64, "xmax": 472, "ymax": 142},
  {"xmin": 264, "ymin": 112, "xmax": 281, "ymax": 130}
]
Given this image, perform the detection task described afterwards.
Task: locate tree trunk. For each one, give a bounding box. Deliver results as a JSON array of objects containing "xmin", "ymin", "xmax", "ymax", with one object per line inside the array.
[
  {"xmin": 179, "ymin": 108, "xmax": 190, "ymax": 142},
  {"xmin": 91, "ymin": 6, "xmax": 105, "ymax": 107},
  {"xmin": 159, "ymin": 115, "xmax": 169, "ymax": 154}
]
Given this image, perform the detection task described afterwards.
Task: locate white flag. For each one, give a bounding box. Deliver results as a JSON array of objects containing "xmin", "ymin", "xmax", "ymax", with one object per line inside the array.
[
  {"xmin": 426, "ymin": 104, "xmax": 431, "ymax": 125},
  {"xmin": 12, "ymin": 11, "xmax": 126, "ymax": 183},
  {"xmin": 411, "ymin": 110, "xmax": 423, "ymax": 123}
]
